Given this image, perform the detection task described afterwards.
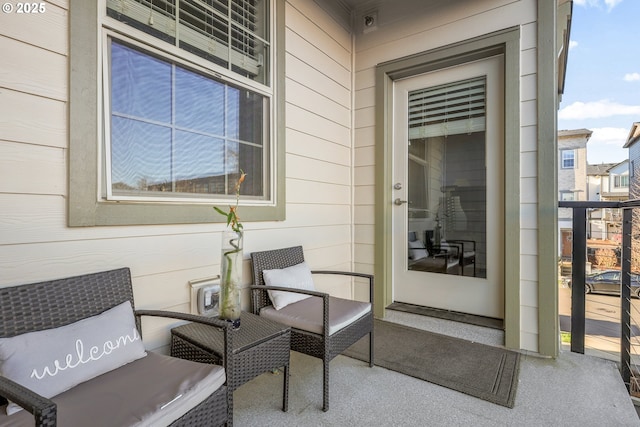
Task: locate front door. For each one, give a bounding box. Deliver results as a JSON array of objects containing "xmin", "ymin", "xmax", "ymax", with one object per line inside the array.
[{"xmin": 392, "ymin": 56, "xmax": 504, "ymax": 319}]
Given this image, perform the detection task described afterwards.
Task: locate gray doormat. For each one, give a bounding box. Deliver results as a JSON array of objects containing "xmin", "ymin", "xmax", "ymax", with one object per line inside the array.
[
  {"xmin": 388, "ymin": 302, "xmax": 504, "ymax": 330},
  {"xmin": 344, "ymin": 319, "xmax": 520, "ymax": 408}
]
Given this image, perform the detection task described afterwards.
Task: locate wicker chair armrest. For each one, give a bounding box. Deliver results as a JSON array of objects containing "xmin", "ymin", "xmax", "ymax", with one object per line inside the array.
[
  {"xmin": 135, "ymin": 310, "xmax": 230, "ymax": 329},
  {"xmin": 430, "ymin": 252, "xmax": 450, "ymax": 258},
  {"xmin": 311, "ymin": 271, "xmax": 375, "ymax": 304},
  {"xmin": 440, "ymin": 242, "xmax": 462, "ymax": 257},
  {"xmin": 247, "ymin": 285, "xmax": 328, "ymax": 299},
  {"xmin": 447, "ymin": 239, "xmax": 476, "ymax": 251},
  {"xmin": 0, "ymin": 376, "xmax": 56, "ymax": 427},
  {"xmin": 311, "ymin": 270, "xmax": 373, "ymax": 280},
  {"xmin": 135, "ymin": 310, "xmax": 233, "ymax": 372},
  {"xmin": 435, "ymin": 243, "xmax": 461, "ymax": 257}
]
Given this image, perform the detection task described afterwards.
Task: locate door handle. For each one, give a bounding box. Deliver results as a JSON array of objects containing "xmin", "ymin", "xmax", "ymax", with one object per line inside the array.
[{"xmin": 394, "ymin": 198, "xmax": 408, "ymax": 205}]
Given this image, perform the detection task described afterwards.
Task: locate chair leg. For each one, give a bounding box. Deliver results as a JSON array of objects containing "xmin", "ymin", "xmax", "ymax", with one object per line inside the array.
[
  {"xmin": 227, "ymin": 387, "xmax": 233, "ymax": 427},
  {"xmin": 282, "ymin": 363, "xmax": 289, "ymax": 412},
  {"xmin": 323, "ymin": 357, "xmax": 329, "ymax": 412},
  {"xmin": 369, "ymin": 330, "xmax": 374, "ymax": 368}
]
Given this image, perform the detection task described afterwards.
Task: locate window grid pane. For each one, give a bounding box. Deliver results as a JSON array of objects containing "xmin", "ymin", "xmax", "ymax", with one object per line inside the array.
[{"xmin": 108, "ymin": 39, "xmax": 265, "ymax": 199}]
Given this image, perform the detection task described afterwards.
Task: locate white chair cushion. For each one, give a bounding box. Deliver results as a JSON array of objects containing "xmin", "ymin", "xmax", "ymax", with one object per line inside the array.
[
  {"xmin": 260, "ymin": 295, "xmax": 371, "ymax": 336},
  {"xmin": 408, "ymin": 240, "xmax": 428, "ymax": 260},
  {"xmin": 0, "ymin": 301, "xmax": 147, "ymax": 415},
  {"xmin": 446, "ymin": 257, "xmax": 459, "ymax": 269},
  {"xmin": 263, "ymin": 261, "xmax": 316, "ymax": 310}
]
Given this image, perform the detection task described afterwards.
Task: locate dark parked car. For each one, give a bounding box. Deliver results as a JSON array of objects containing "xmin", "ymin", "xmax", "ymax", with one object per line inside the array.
[{"xmin": 569, "ymin": 270, "xmax": 640, "ymax": 297}]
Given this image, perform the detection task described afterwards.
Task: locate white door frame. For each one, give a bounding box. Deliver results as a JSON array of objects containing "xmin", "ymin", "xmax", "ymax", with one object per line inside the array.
[
  {"xmin": 392, "ymin": 55, "xmax": 505, "ymax": 319},
  {"xmin": 372, "ymin": 29, "xmax": 522, "ymax": 349}
]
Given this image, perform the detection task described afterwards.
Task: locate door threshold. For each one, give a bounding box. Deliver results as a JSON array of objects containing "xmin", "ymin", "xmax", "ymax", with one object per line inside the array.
[{"xmin": 387, "ymin": 302, "xmax": 503, "ymax": 330}]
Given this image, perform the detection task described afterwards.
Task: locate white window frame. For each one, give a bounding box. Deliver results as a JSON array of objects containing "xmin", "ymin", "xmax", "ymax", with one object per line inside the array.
[
  {"xmin": 560, "ymin": 191, "xmax": 575, "ymax": 201},
  {"xmin": 101, "ymin": 2, "xmax": 274, "ymax": 206},
  {"xmin": 68, "ymin": 0, "xmax": 286, "ymax": 227},
  {"xmin": 614, "ymin": 174, "xmax": 629, "ymax": 188},
  {"xmin": 561, "ymin": 149, "xmax": 575, "ymax": 169}
]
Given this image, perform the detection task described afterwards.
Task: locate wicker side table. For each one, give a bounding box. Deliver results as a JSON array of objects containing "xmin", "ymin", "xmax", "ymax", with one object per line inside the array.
[{"xmin": 171, "ymin": 312, "xmax": 290, "ymax": 414}]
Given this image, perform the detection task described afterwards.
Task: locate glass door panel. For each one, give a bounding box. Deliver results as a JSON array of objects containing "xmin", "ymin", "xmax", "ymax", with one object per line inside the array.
[
  {"xmin": 407, "ymin": 76, "xmax": 486, "ymax": 278},
  {"xmin": 394, "ymin": 56, "xmax": 504, "ymax": 319}
]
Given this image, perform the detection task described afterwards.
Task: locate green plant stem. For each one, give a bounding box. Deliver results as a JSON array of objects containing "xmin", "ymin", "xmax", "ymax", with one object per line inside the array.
[{"xmin": 221, "ymin": 234, "xmax": 242, "ymax": 318}]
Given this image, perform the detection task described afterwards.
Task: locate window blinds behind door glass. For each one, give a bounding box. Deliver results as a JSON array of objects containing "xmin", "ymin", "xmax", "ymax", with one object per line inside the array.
[{"xmin": 408, "ymin": 76, "xmax": 486, "ymax": 139}]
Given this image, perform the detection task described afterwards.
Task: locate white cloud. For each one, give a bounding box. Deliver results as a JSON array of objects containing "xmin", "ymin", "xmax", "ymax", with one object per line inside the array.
[
  {"xmin": 588, "ymin": 127, "xmax": 629, "ymax": 146},
  {"xmin": 624, "ymin": 72, "xmax": 640, "ymax": 82},
  {"xmin": 558, "ymin": 99, "xmax": 640, "ymax": 120},
  {"xmin": 586, "ymin": 127, "xmax": 630, "ymax": 163},
  {"xmin": 569, "ymin": 40, "xmax": 578, "ymax": 50},
  {"xmin": 574, "ymin": 0, "xmax": 623, "ymax": 10},
  {"xmin": 605, "ymin": 0, "xmax": 624, "ymax": 10}
]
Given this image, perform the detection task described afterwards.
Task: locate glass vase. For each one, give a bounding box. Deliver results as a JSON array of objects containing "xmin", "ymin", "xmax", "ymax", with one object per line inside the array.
[{"xmin": 219, "ymin": 229, "xmax": 243, "ymax": 328}]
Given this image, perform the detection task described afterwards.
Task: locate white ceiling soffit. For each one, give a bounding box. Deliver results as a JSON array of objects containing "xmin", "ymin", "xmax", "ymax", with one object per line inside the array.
[{"xmin": 317, "ymin": 0, "xmax": 456, "ymax": 33}]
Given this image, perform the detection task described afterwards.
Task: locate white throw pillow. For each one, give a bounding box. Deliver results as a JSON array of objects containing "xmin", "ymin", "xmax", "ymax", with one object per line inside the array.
[
  {"xmin": 0, "ymin": 301, "xmax": 147, "ymax": 415},
  {"xmin": 263, "ymin": 262, "xmax": 316, "ymax": 310},
  {"xmin": 408, "ymin": 239, "xmax": 428, "ymax": 261}
]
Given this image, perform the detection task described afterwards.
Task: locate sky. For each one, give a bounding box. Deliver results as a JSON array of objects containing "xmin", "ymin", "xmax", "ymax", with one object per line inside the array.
[{"xmin": 558, "ymin": 0, "xmax": 640, "ymax": 165}]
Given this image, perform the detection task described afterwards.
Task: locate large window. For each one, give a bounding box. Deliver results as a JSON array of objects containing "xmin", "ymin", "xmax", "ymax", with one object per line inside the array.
[
  {"xmin": 68, "ymin": 0, "xmax": 285, "ymax": 226},
  {"xmin": 107, "ymin": 40, "xmax": 266, "ymax": 201},
  {"xmin": 106, "ymin": 0, "xmax": 270, "ymax": 203}
]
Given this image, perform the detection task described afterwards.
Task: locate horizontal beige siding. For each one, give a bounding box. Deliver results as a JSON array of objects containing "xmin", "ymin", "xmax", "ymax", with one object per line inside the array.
[
  {"xmin": 0, "ymin": 0, "xmax": 356, "ymax": 350},
  {"xmin": 0, "ymin": 89, "xmax": 66, "ymax": 148},
  {"xmin": 0, "ymin": 1, "xmax": 67, "ymax": 54},
  {"xmin": 352, "ymin": 0, "xmax": 540, "ymax": 352},
  {"xmin": 0, "ymin": 36, "xmax": 66, "ymax": 100},
  {"xmin": 1, "ymin": 0, "xmax": 547, "ymax": 353},
  {"xmin": 518, "ymin": 16, "xmax": 541, "ymax": 352}
]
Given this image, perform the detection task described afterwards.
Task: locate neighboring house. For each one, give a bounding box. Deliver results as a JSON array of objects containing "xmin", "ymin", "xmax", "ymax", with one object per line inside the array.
[
  {"xmin": 0, "ymin": 0, "xmax": 573, "ymax": 357},
  {"xmin": 587, "ymin": 163, "xmax": 616, "ymax": 202},
  {"xmin": 606, "ymin": 160, "xmax": 631, "ymax": 200},
  {"xmin": 624, "ymin": 122, "xmax": 640, "ymax": 199},
  {"xmin": 623, "ymin": 122, "xmax": 640, "ymax": 273},
  {"xmin": 558, "ymin": 129, "xmax": 591, "ymax": 258},
  {"xmin": 558, "ymin": 129, "xmax": 591, "ymax": 202},
  {"xmin": 587, "ymin": 161, "xmax": 628, "ymax": 241}
]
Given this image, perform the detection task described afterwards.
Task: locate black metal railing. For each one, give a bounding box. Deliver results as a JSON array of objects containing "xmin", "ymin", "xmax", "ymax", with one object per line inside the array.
[{"xmin": 559, "ymin": 200, "xmax": 640, "ymax": 396}]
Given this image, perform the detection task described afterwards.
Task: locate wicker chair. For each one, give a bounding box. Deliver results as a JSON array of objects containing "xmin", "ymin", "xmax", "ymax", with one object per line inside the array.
[
  {"xmin": 447, "ymin": 239, "xmax": 476, "ymax": 276},
  {"xmin": 250, "ymin": 246, "xmax": 374, "ymax": 412},
  {"xmin": 0, "ymin": 267, "xmax": 231, "ymax": 427}
]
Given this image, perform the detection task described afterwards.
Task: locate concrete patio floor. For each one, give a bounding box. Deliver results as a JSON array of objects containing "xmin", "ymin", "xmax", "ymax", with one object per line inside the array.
[{"xmin": 233, "ymin": 310, "xmax": 639, "ymax": 426}]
